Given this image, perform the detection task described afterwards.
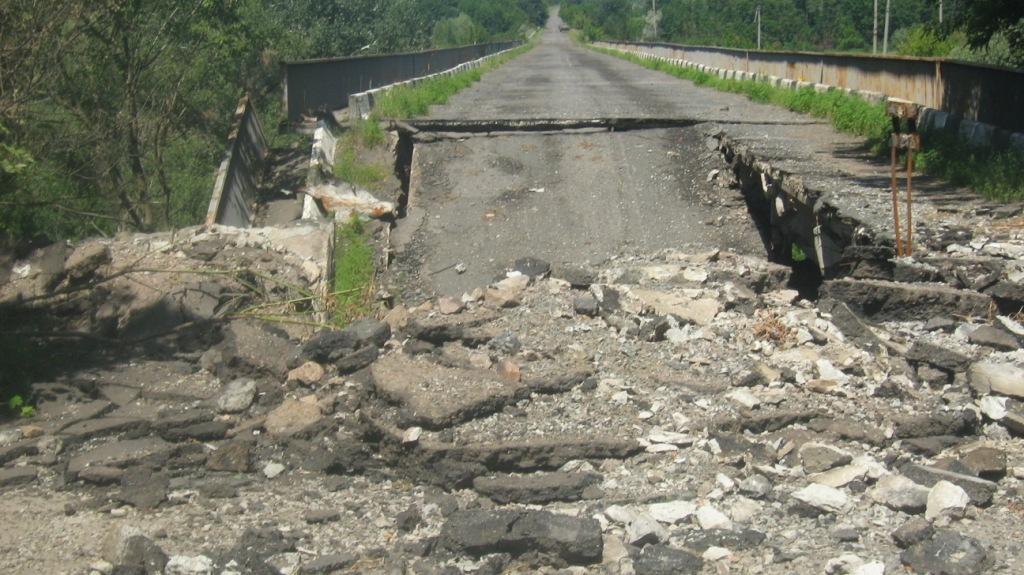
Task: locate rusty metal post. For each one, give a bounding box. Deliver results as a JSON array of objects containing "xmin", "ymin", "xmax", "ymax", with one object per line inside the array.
[
  {"xmin": 890, "ymin": 140, "xmax": 902, "ymax": 256},
  {"xmin": 886, "ymin": 98, "xmax": 921, "ymax": 257},
  {"xmin": 906, "ymin": 146, "xmax": 914, "ymax": 254}
]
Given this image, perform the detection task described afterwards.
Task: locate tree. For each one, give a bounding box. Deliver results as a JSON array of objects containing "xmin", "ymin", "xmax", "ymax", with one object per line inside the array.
[
  {"xmin": 948, "ymin": 0, "xmax": 1024, "ymax": 67},
  {"xmin": 433, "ymin": 14, "xmax": 489, "ymax": 47}
]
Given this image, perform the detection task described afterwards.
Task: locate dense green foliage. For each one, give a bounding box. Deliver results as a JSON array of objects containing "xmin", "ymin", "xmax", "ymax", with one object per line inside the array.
[
  {"xmin": 595, "ymin": 45, "xmax": 1024, "ymax": 201},
  {"xmin": 563, "ymin": 0, "xmax": 936, "ymax": 51},
  {"xmin": 562, "ymin": 0, "xmax": 1023, "ymax": 66},
  {"xmin": 0, "ymin": 0, "xmax": 545, "ymax": 243}
]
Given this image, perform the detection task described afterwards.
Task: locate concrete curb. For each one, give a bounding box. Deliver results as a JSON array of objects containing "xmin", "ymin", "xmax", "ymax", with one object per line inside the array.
[
  {"xmin": 348, "ymin": 45, "xmax": 524, "ymax": 120},
  {"xmin": 594, "ymin": 42, "xmax": 1024, "ymax": 152},
  {"xmin": 302, "ymin": 120, "xmax": 339, "ymax": 221}
]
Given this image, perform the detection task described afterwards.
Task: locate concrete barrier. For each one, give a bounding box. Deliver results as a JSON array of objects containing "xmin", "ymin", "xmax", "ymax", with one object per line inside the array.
[
  {"xmin": 205, "ymin": 95, "xmax": 268, "ymax": 228},
  {"xmin": 283, "ymin": 42, "xmax": 519, "ymax": 124},
  {"xmin": 595, "ymin": 41, "xmax": 1024, "ymax": 150}
]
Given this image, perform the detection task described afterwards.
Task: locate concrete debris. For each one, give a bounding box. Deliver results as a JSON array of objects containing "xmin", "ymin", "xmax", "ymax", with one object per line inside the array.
[
  {"xmin": 869, "ymin": 474, "xmax": 930, "ymax": 513},
  {"xmin": 925, "ymin": 480, "xmax": 970, "ymax": 520},
  {"xmin": 695, "ymin": 505, "xmax": 732, "ymax": 530},
  {"xmin": 4, "ymin": 232, "xmax": 1024, "ymax": 573},
  {"xmin": 306, "ymin": 182, "xmax": 395, "ymax": 218},
  {"xmin": 792, "ymin": 484, "xmax": 849, "ymax": 514},
  {"xmin": 969, "ymin": 361, "xmax": 1024, "ymax": 399}
]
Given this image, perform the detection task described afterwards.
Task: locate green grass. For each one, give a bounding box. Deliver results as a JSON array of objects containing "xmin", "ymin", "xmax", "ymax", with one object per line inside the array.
[
  {"xmin": 332, "ymin": 118, "xmax": 390, "ymax": 190},
  {"xmin": 592, "ymin": 45, "xmax": 1024, "ymax": 202},
  {"xmin": 370, "ymin": 43, "xmax": 534, "ymax": 120},
  {"xmin": 590, "ymin": 46, "xmax": 890, "ymax": 144},
  {"xmin": 332, "ymin": 215, "xmax": 375, "ymax": 326},
  {"xmin": 333, "ymin": 146, "xmax": 389, "ymax": 190},
  {"xmin": 917, "ymin": 133, "xmax": 1024, "ymax": 203}
]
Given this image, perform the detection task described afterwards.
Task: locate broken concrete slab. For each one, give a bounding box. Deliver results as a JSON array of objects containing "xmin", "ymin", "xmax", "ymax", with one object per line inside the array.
[
  {"xmin": 900, "ymin": 464, "xmax": 998, "ymax": 506},
  {"xmin": 904, "ymin": 341, "xmax": 971, "ymax": 373},
  {"xmin": 0, "ymin": 466, "xmax": 39, "ymax": 488},
  {"xmin": 370, "ymin": 354, "xmax": 525, "ymax": 429},
  {"xmin": 969, "ymin": 361, "xmax": 1024, "ymax": 399},
  {"xmin": 264, "ymin": 399, "xmax": 324, "ymax": 438},
  {"xmin": 306, "ymin": 183, "xmax": 395, "ymax": 218},
  {"xmin": 67, "ymin": 438, "xmax": 174, "ymax": 477},
  {"xmin": 822, "ymin": 278, "xmax": 993, "ymax": 322},
  {"xmin": 59, "ymin": 417, "xmax": 150, "ymax": 444},
  {"xmin": 629, "ymin": 288, "xmax": 720, "ymax": 325},
  {"xmin": 472, "ymin": 472, "xmax": 602, "ymax": 504},
  {"xmin": 968, "ymin": 325, "xmax": 1020, "ymax": 351}
]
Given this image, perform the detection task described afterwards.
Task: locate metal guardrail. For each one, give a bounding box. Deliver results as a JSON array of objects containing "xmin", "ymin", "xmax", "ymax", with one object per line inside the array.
[
  {"xmin": 283, "ymin": 42, "xmax": 519, "ymax": 123},
  {"xmin": 595, "ymin": 40, "xmax": 1024, "ymax": 134},
  {"xmin": 205, "ymin": 94, "xmax": 267, "ymax": 228}
]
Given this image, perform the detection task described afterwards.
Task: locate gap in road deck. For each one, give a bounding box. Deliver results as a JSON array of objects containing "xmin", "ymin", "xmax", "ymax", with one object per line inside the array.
[{"xmin": 389, "ymin": 125, "xmax": 766, "ymax": 299}]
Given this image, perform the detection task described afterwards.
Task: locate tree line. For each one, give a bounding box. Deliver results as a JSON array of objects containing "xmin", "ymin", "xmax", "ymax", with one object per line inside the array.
[
  {"xmin": 560, "ymin": 0, "xmax": 1023, "ymax": 67},
  {"xmin": 0, "ymin": 0, "xmax": 547, "ymax": 243}
]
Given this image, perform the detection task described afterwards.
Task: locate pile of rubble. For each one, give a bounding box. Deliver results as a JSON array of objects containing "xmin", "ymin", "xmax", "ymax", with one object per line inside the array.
[{"xmin": 1, "ymin": 231, "xmax": 1023, "ymax": 573}]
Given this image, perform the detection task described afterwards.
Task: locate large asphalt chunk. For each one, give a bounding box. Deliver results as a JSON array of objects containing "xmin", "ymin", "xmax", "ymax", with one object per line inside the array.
[
  {"xmin": 439, "ymin": 509, "xmax": 519, "ymax": 555},
  {"xmin": 472, "ymin": 472, "xmax": 602, "ymax": 504},
  {"xmin": 634, "ymin": 545, "xmax": 704, "ymax": 575},
  {"xmin": 440, "ymin": 509, "xmax": 602, "ymax": 565},
  {"xmin": 292, "ymin": 319, "xmax": 390, "ymax": 366},
  {"xmin": 900, "ymin": 464, "xmax": 998, "ymax": 506},
  {"xmin": 901, "ymin": 530, "xmax": 991, "ymax": 575},
  {"xmin": 822, "ymin": 279, "xmax": 993, "ymax": 323},
  {"xmin": 0, "ymin": 467, "xmax": 39, "ymax": 488},
  {"xmin": 904, "ymin": 341, "xmax": 972, "ymax": 373},
  {"xmin": 67, "ymin": 438, "xmax": 174, "ymax": 477},
  {"xmin": 508, "ymin": 510, "xmax": 603, "ymax": 565}
]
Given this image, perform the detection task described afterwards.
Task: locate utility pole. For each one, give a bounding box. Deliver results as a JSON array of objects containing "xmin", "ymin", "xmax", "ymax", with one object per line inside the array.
[
  {"xmin": 873, "ymin": 0, "xmax": 878, "ymax": 54},
  {"xmin": 939, "ymin": 0, "xmax": 943, "ymax": 24},
  {"xmin": 652, "ymin": 0, "xmax": 658, "ymax": 39},
  {"xmin": 883, "ymin": 0, "xmax": 891, "ymax": 54},
  {"xmin": 755, "ymin": 5, "xmax": 762, "ymax": 50}
]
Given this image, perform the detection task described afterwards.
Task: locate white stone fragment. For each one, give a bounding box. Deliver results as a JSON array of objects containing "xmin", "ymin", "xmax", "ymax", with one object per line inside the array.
[
  {"xmin": 648, "ymin": 500, "xmax": 697, "ymax": 524},
  {"xmin": 792, "ymin": 483, "xmax": 849, "ymax": 513},
  {"xmin": 696, "ymin": 505, "xmax": 733, "ymax": 530},
  {"xmin": 262, "ymin": 462, "xmax": 285, "ymax": 479},
  {"xmin": 925, "ymin": 480, "xmax": 970, "ymax": 520}
]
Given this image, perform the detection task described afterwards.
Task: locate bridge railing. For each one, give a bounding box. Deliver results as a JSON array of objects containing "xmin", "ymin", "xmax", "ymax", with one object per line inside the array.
[
  {"xmin": 283, "ymin": 42, "xmax": 519, "ymax": 124},
  {"xmin": 595, "ymin": 41, "xmax": 1024, "ymax": 135},
  {"xmin": 205, "ymin": 94, "xmax": 268, "ymax": 228}
]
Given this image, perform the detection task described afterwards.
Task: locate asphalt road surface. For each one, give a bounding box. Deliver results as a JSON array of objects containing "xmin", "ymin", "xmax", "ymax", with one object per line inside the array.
[{"xmin": 391, "ymin": 9, "xmax": 809, "ymax": 298}]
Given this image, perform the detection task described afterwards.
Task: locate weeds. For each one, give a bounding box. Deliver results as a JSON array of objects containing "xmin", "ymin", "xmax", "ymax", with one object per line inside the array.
[
  {"xmin": 333, "ymin": 118, "xmax": 390, "ymax": 190},
  {"xmin": 370, "ymin": 43, "xmax": 534, "ymax": 120},
  {"xmin": 917, "ymin": 132, "xmax": 1024, "ymax": 202},
  {"xmin": 752, "ymin": 309, "xmax": 792, "ymax": 344},
  {"xmin": 333, "ymin": 147, "xmax": 389, "ymax": 190},
  {"xmin": 593, "ymin": 46, "xmax": 890, "ymax": 145},
  {"xmin": 332, "ymin": 215, "xmax": 375, "ymax": 326},
  {"xmin": 7, "ymin": 395, "xmax": 34, "ymax": 418},
  {"xmin": 593, "ymin": 46, "xmax": 1024, "ymax": 201}
]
